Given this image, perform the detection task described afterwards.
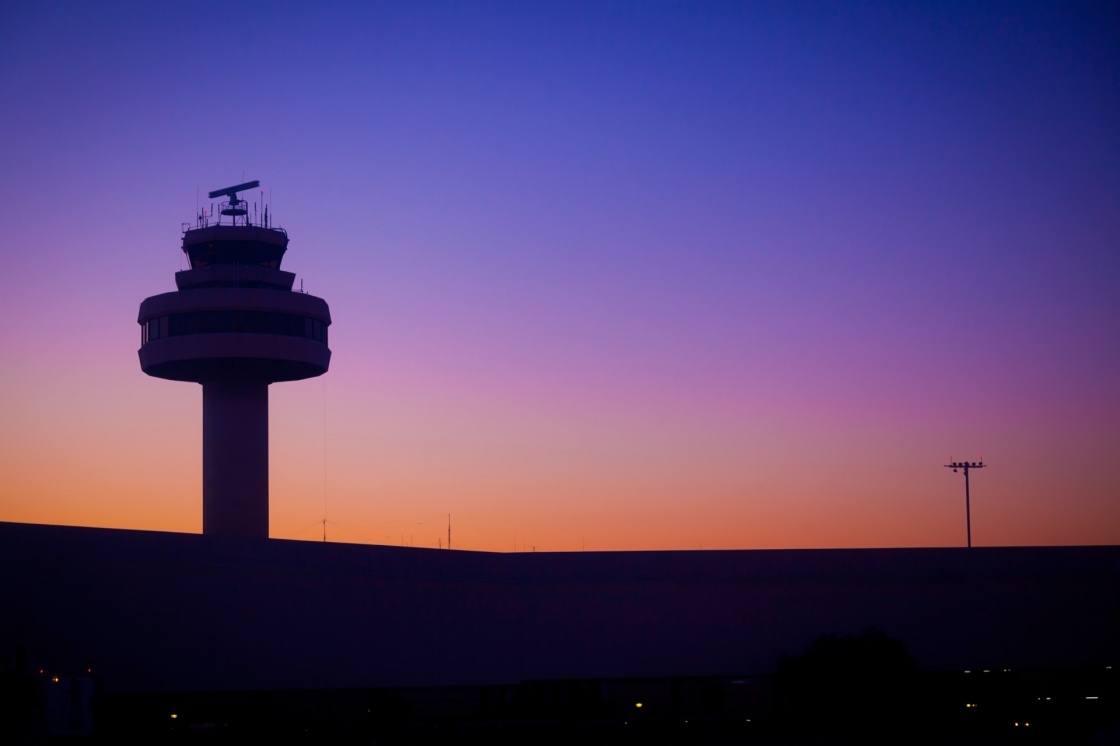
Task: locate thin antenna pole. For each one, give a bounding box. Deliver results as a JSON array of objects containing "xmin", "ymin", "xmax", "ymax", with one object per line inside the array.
[
  {"xmin": 322, "ymin": 518, "xmax": 326, "ymax": 543},
  {"xmin": 448, "ymin": 514, "xmax": 451, "ymax": 550},
  {"xmin": 944, "ymin": 459, "xmax": 986, "ymax": 548}
]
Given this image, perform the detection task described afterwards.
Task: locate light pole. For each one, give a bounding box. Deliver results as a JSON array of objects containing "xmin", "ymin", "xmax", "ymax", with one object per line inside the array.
[{"xmin": 944, "ymin": 459, "xmax": 985, "ymax": 548}]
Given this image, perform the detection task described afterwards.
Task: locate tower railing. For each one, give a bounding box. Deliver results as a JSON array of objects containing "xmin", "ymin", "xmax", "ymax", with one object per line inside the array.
[{"xmin": 183, "ymin": 217, "xmax": 287, "ymax": 236}]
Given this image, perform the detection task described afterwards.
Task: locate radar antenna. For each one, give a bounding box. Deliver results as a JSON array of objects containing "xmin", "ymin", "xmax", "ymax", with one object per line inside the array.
[{"xmin": 208, "ymin": 180, "xmax": 260, "ymax": 223}]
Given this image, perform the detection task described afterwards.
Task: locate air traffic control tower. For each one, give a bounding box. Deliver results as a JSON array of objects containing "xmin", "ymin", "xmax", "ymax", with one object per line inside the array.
[{"xmin": 138, "ymin": 182, "xmax": 331, "ymax": 539}]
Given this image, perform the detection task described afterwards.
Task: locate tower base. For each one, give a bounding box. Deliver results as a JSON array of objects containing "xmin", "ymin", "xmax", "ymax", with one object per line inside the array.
[{"xmin": 203, "ymin": 380, "xmax": 269, "ymax": 539}]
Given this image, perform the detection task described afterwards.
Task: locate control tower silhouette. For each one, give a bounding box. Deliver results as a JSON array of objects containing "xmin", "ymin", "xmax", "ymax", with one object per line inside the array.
[{"xmin": 138, "ymin": 182, "xmax": 331, "ymax": 539}]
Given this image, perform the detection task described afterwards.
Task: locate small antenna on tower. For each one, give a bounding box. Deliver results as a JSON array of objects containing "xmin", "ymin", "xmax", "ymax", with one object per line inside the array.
[{"xmin": 448, "ymin": 514, "xmax": 451, "ymax": 550}]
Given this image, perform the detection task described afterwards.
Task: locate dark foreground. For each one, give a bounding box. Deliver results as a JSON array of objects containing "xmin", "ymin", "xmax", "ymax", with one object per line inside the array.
[
  {"xmin": 3, "ymin": 524, "xmax": 1117, "ymax": 742},
  {"xmin": 5, "ymin": 665, "xmax": 1117, "ymax": 744}
]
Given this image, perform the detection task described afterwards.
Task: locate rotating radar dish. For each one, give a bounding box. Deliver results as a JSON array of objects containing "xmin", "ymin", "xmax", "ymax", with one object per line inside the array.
[{"xmin": 208, "ymin": 180, "xmax": 260, "ymax": 218}]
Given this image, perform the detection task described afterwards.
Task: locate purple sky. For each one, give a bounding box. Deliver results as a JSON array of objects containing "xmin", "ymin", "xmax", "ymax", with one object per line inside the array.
[{"xmin": 1, "ymin": 1, "xmax": 1117, "ymax": 550}]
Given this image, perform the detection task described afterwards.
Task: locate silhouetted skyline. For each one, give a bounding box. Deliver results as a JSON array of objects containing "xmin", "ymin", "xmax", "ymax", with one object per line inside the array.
[{"xmin": 1, "ymin": 2, "xmax": 1117, "ymax": 550}]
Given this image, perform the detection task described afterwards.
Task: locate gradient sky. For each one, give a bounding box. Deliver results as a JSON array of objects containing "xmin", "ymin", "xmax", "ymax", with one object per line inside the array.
[{"xmin": 1, "ymin": 1, "xmax": 1117, "ymax": 551}]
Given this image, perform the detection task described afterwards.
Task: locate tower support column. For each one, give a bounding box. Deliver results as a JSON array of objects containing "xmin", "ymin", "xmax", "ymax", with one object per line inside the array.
[{"xmin": 203, "ymin": 379, "xmax": 270, "ymax": 539}]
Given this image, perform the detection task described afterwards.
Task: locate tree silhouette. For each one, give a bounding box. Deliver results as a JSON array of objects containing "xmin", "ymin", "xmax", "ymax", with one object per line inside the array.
[{"xmin": 776, "ymin": 628, "xmax": 918, "ymax": 742}]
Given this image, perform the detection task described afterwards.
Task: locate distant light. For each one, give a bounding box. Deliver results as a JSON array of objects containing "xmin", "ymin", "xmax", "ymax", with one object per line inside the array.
[
  {"xmin": 963, "ymin": 670, "xmax": 971, "ymax": 673},
  {"xmin": 51, "ymin": 676, "xmax": 59, "ymax": 683},
  {"xmin": 1087, "ymin": 696, "xmax": 1099, "ymax": 700},
  {"xmin": 171, "ymin": 714, "xmax": 178, "ymax": 719},
  {"xmin": 983, "ymin": 669, "xmax": 991, "ymax": 673},
  {"xmin": 635, "ymin": 702, "xmax": 643, "ymax": 708}
]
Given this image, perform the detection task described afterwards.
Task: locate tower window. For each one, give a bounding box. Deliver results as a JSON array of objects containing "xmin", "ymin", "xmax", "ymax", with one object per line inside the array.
[{"xmin": 142, "ymin": 311, "xmax": 328, "ymax": 344}]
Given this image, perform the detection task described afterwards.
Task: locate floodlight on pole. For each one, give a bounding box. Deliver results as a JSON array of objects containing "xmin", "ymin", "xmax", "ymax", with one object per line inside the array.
[{"xmin": 944, "ymin": 459, "xmax": 986, "ymax": 548}]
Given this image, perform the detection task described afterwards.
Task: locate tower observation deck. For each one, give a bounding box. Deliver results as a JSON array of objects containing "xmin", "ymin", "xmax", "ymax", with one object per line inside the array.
[{"xmin": 138, "ymin": 181, "xmax": 331, "ymax": 539}]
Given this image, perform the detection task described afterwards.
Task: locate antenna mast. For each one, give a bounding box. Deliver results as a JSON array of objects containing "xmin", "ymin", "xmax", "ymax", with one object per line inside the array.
[{"xmin": 944, "ymin": 458, "xmax": 986, "ymax": 548}]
